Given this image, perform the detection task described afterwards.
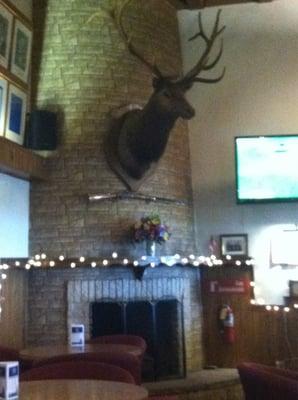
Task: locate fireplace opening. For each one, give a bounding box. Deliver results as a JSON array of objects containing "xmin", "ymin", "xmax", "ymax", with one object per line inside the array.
[{"xmin": 91, "ymin": 298, "xmax": 185, "ymax": 381}]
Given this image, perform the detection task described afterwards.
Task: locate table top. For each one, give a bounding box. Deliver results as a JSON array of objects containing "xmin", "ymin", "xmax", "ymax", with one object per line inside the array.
[
  {"xmin": 20, "ymin": 343, "xmax": 142, "ymax": 360},
  {"xmin": 20, "ymin": 379, "xmax": 148, "ymax": 400}
]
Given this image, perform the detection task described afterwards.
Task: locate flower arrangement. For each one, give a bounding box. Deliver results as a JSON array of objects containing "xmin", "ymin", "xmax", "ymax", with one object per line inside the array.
[{"xmin": 133, "ymin": 214, "xmax": 171, "ymax": 244}]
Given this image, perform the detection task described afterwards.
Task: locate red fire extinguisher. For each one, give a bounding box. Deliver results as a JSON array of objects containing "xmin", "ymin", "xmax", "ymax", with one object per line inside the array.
[{"xmin": 219, "ymin": 304, "xmax": 235, "ymax": 344}]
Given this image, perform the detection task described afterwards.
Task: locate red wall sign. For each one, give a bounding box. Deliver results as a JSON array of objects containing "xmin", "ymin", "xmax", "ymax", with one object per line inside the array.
[{"xmin": 204, "ymin": 278, "xmax": 250, "ymax": 295}]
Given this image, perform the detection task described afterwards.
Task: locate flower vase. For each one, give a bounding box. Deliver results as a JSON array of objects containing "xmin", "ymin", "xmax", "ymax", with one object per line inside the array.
[{"xmin": 146, "ymin": 240, "xmax": 156, "ymax": 257}]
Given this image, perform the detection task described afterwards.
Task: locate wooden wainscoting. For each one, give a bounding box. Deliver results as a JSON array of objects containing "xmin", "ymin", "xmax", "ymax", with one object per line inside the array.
[
  {"xmin": 0, "ymin": 269, "xmax": 27, "ymax": 348},
  {"xmin": 200, "ymin": 264, "xmax": 298, "ymax": 368}
]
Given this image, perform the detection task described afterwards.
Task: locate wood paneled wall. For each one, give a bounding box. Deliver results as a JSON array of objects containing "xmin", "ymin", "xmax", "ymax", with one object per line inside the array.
[
  {"xmin": 201, "ymin": 265, "xmax": 298, "ymax": 368},
  {"xmin": 0, "ymin": 270, "xmax": 27, "ymax": 349}
]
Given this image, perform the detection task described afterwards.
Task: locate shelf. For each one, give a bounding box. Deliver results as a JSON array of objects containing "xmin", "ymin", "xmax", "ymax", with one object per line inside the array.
[{"xmin": 0, "ymin": 137, "xmax": 47, "ymax": 181}]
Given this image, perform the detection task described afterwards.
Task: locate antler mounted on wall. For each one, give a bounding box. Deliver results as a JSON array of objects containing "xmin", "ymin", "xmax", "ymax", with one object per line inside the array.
[{"xmin": 105, "ymin": 0, "xmax": 225, "ymax": 191}]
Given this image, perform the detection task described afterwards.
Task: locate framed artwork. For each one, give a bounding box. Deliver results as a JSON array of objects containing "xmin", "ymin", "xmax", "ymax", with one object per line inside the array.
[
  {"xmin": 0, "ymin": 76, "xmax": 8, "ymax": 135},
  {"xmin": 0, "ymin": 3, "xmax": 13, "ymax": 69},
  {"xmin": 10, "ymin": 18, "xmax": 32, "ymax": 83},
  {"xmin": 289, "ymin": 281, "xmax": 298, "ymax": 297},
  {"xmin": 220, "ymin": 234, "xmax": 248, "ymax": 258},
  {"xmin": 5, "ymin": 83, "xmax": 27, "ymax": 145}
]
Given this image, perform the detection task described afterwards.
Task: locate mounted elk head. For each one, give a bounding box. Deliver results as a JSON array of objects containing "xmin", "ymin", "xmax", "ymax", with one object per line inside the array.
[{"xmin": 105, "ymin": 1, "xmax": 225, "ymax": 191}]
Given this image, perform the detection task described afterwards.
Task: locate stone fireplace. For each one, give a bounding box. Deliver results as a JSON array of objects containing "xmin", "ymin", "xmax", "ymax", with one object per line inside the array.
[
  {"xmin": 25, "ymin": 0, "xmax": 204, "ymax": 376},
  {"xmin": 26, "ymin": 264, "xmax": 203, "ymax": 373}
]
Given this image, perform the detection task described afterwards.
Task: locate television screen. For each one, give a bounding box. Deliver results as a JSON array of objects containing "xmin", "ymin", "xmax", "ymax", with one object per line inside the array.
[{"xmin": 235, "ymin": 135, "xmax": 298, "ymax": 203}]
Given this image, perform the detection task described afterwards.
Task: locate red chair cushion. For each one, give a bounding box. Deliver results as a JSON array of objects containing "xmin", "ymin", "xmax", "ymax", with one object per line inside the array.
[{"xmin": 20, "ymin": 360, "xmax": 135, "ymax": 383}]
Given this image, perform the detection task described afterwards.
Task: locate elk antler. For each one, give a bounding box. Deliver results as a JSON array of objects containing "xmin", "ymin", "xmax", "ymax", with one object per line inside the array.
[
  {"xmin": 115, "ymin": 0, "xmax": 163, "ymax": 79},
  {"xmin": 177, "ymin": 9, "xmax": 225, "ymax": 87}
]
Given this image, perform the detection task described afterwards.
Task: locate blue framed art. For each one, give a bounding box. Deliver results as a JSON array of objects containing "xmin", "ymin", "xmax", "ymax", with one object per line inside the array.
[
  {"xmin": 0, "ymin": 77, "xmax": 8, "ymax": 136},
  {"xmin": 5, "ymin": 83, "xmax": 27, "ymax": 145}
]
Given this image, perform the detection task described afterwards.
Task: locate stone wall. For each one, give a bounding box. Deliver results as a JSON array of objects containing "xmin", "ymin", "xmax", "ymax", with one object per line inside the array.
[
  {"xmin": 30, "ymin": 0, "xmax": 195, "ymax": 258},
  {"xmin": 27, "ymin": 265, "xmax": 203, "ymax": 372}
]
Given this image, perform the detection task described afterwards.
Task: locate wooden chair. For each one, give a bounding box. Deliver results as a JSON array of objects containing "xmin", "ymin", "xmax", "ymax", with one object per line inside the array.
[
  {"xmin": 20, "ymin": 360, "xmax": 135, "ymax": 383},
  {"xmin": 238, "ymin": 362, "xmax": 298, "ymax": 400},
  {"xmin": 33, "ymin": 351, "xmax": 142, "ymax": 384}
]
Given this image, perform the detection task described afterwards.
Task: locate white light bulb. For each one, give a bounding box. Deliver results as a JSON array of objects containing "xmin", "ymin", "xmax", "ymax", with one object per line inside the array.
[
  {"xmin": 1, "ymin": 274, "xmax": 7, "ymax": 280},
  {"xmin": 49, "ymin": 261, "xmax": 55, "ymax": 267},
  {"xmin": 141, "ymin": 256, "xmax": 147, "ymax": 261},
  {"xmin": 284, "ymin": 307, "xmax": 290, "ymax": 313},
  {"xmin": 70, "ymin": 262, "xmax": 76, "ymax": 268},
  {"xmin": 265, "ymin": 305, "xmax": 272, "ymax": 311},
  {"xmin": 150, "ymin": 262, "xmax": 155, "ymax": 268},
  {"xmin": 35, "ymin": 261, "xmax": 42, "ymax": 267},
  {"xmin": 250, "ymin": 281, "xmax": 255, "ymax": 287},
  {"xmin": 112, "ymin": 252, "xmax": 118, "ymax": 259},
  {"xmin": 193, "ymin": 261, "xmax": 200, "ymax": 267},
  {"xmin": 123, "ymin": 259, "xmax": 129, "ymax": 265},
  {"xmin": 181, "ymin": 258, "xmax": 188, "ymax": 264},
  {"xmin": 250, "ymin": 299, "xmax": 256, "ymax": 305},
  {"xmin": 226, "ymin": 255, "xmax": 232, "ymax": 260},
  {"xmin": 235, "ymin": 260, "xmax": 241, "ymax": 266},
  {"xmin": 34, "ymin": 254, "xmax": 41, "ymax": 260},
  {"xmin": 59, "ymin": 255, "xmax": 64, "ymax": 261},
  {"xmin": 25, "ymin": 264, "xmax": 31, "ymax": 270},
  {"xmin": 41, "ymin": 253, "xmax": 47, "ymax": 260},
  {"xmin": 189, "ymin": 254, "xmax": 195, "ymax": 260},
  {"xmin": 15, "ymin": 261, "xmax": 20, "ymax": 267},
  {"xmin": 79, "ymin": 257, "xmax": 85, "ymax": 263},
  {"xmin": 133, "ymin": 261, "xmax": 139, "ymax": 266},
  {"xmin": 2, "ymin": 264, "xmax": 9, "ymax": 270},
  {"xmin": 103, "ymin": 259, "xmax": 108, "ymax": 266},
  {"xmin": 29, "ymin": 259, "xmax": 35, "ymax": 265},
  {"xmin": 273, "ymin": 305, "xmax": 279, "ymax": 311},
  {"xmin": 294, "ymin": 304, "xmax": 298, "ymax": 309},
  {"xmin": 91, "ymin": 262, "xmax": 96, "ymax": 268}
]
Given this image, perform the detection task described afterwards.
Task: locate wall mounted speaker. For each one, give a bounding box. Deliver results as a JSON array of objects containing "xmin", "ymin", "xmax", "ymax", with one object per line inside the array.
[{"xmin": 25, "ymin": 110, "xmax": 57, "ymax": 150}]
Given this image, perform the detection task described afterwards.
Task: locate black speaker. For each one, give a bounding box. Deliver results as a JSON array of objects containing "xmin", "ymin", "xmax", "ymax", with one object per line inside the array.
[{"xmin": 25, "ymin": 110, "xmax": 57, "ymax": 150}]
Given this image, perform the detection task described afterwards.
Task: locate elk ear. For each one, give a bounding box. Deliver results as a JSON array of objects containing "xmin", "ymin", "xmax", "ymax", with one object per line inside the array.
[{"xmin": 152, "ymin": 77, "xmax": 163, "ymax": 89}]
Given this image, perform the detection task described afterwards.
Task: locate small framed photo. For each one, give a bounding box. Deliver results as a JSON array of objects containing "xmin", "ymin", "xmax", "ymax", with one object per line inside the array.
[
  {"xmin": 289, "ymin": 281, "xmax": 298, "ymax": 297},
  {"xmin": 5, "ymin": 83, "xmax": 27, "ymax": 145},
  {"xmin": 0, "ymin": 77, "xmax": 8, "ymax": 136},
  {"xmin": 10, "ymin": 18, "xmax": 32, "ymax": 83},
  {"xmin": 0, "ymin": 4, "xmax": 13, "ymax": 69},
  {"xmin": 220, "ymin": 234, "xmax": 248, "ymax": 258}
]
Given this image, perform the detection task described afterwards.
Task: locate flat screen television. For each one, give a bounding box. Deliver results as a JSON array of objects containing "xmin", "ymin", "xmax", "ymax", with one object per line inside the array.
[{"xmin": 235, "ymin": 135, "xmax": 298, "ymax": 203}]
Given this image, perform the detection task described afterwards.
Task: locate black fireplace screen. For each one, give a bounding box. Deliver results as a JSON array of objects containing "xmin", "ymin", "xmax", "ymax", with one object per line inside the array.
[{"xmin": 91, "ymin": 298, "xmax": 185, "ymax": 381}]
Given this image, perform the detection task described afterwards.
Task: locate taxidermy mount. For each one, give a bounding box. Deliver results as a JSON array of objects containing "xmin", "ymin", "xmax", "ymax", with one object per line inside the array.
[{"xmin": 105, "ymin": 0, "xmax": 225, "ymax": 191}]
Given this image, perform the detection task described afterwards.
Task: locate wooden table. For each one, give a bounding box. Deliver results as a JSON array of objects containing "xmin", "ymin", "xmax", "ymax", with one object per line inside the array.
[
  {"xmin": 20, "ymin": 343, "xmax": 142, "ymax": 361},
  {"xmin": 20, "ymin": 379, "xmax": 148, "ymax": 400}
]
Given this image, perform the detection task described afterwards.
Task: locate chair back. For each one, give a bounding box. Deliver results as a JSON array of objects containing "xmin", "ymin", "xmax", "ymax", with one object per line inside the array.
[
  {"xmin": 0, "ymin": 345, "xmax": 33, "ymax": 372},
  {"xmin": 33, "ymin": 351, "xmax": 141, "ymax": 384},
  {"xmin": 21, "ymin": 360, "xmax": 135, "ymax": 383},
  {"xmin": 238, "ymin": 362, "xmax": 298, "ymax": 400},
  {"xmin": 89, "ymin": 335, "xmax": 147, "ymax": 361}
]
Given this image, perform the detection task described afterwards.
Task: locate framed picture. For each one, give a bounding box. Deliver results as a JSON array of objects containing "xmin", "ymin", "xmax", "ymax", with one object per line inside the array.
[
  {"xmin": 5, "ymin": 83, "xmax": 27, "ymax": 145},
  {"xmin": 220, "ymin": 234, "xmax": 248, "ymax": 258},
  {"xmin": 289, "ymin": 281, "xmax": 298, "ymax": 297},
  {"xmin": 10, "ymin": 18, "xmax": 32, "ymax": 83},
  {"xmin": 0, "ymin": 76, "xmax": 8, "ymax": 135},
  {"xmin": 0, "ymin": 3, "xmax": 13, "ymax": 69}
]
